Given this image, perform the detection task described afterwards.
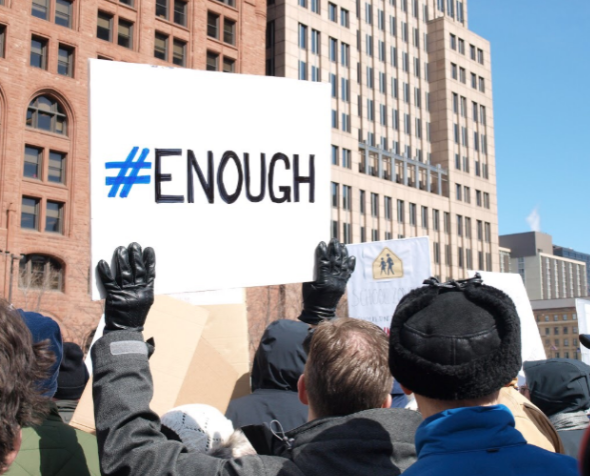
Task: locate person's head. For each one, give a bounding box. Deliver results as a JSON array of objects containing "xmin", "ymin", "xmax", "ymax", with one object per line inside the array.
[
  {"xmin": 251, "ymin": 319, "xmax": 308, "ymax": 393},
  {"xmin": 0, "ymin": 302, "xmax": 54, "ymax": 473},
  {"xmin": 298, "ymin": 318, "xmax": 393, "ymax": 420},
  {"xmin": 19, "ymin": 310, "xmax": 63, "ymax": 398},
  {"xmin": 388, "ymin": 276, "xmax": 522, "ymax": 418},
  {"xmin": 524, "ymin": 359, "xmax": 590, "ymax": 418},
  {"xmin": 160, "ymin": 404, "xmax": 256, "ymax": 458},
  {"xmin": 55, "ymin": 342, "xmax": 89, "ymax": 401}
]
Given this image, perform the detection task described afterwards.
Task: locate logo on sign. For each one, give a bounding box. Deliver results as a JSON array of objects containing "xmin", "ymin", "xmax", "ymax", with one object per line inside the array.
[
  {"xmin": 372, "ymin": 248, "xmax": 403, "ymax": 280},
  {"xmin": 105, "ymin": 147, "xmax": 152, "ymax": 198}
]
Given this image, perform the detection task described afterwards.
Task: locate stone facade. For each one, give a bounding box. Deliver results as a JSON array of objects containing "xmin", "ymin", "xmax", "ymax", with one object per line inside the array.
[{"xmin": 0, "ymin": 0, "xmax": 266, "ymax": 344}]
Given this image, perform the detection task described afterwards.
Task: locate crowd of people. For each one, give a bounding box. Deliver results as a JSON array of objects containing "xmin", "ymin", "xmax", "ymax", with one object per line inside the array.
[{"xmin": 0, "ymin": 239, "xmax": 589, "ymax": 475}]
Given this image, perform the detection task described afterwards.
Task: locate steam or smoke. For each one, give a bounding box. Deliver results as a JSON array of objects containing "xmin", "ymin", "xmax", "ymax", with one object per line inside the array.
[{"xmin": 526, "ymin": 207, "xmax": 541, "ymax": 232}]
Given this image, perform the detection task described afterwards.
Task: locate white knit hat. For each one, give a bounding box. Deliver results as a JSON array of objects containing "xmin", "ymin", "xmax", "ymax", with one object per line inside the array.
[{"xmin": 160, "ymin": 404, "xmax": 235, "ymax": 453}]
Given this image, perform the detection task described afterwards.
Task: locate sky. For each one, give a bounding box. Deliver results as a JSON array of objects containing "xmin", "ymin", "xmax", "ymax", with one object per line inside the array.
[{"xmin": 467, "ymin": 0, "xmax": 590, "ymax": 253}]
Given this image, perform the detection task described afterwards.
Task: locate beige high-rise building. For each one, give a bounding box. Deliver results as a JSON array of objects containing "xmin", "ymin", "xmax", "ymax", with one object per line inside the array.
[{"xmin": 266, "ymin": 0, "xmax": 497, "ymax": 279}]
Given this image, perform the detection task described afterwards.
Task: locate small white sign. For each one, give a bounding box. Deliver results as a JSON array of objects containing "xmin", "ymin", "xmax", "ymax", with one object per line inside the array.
[
  {"xmin": 346, "ymin": 237, "xmax": 431, "ymax": 331},
  {"xmin": 576, "ymin": 298, "xmax": 590, "ymax": 365},
  {"xmin": 89, "ymin": 61, "xmax": 331, "ymax": 299}
]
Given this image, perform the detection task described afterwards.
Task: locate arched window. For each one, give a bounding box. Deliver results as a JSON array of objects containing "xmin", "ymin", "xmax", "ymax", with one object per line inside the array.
[
  {"xmin": 19, "ymin": 254, "xmax": 64, "ymax": 291},
  {"xmin": 26, "ymin": 95, "xmax": 67, "ymax": 135}
]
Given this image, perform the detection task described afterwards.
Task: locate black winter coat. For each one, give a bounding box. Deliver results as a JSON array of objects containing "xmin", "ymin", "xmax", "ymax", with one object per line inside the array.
[{"xmin": 226, "ymin": 320, "xmax": 308, "ymax": 431}]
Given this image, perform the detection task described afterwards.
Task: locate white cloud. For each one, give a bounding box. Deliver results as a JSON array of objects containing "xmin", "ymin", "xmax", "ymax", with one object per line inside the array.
[{"xmin": 526, "ymin": 207, "xmax": 541, "ymax": 232}]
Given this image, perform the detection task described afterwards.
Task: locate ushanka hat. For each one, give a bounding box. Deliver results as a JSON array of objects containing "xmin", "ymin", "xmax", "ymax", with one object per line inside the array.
[{"xmin": 388, "ymin": 274, "xmax": 521, "ymax": 400}]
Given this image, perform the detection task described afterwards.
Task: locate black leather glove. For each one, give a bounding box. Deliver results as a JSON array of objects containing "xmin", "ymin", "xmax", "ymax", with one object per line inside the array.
[
  {"xmin": 298, "ymin": 239, "xmax": 356, "ymax": 325},
  {"xmin": 97, "ymin": 242, "xmax": 156, "ymax": 332}
]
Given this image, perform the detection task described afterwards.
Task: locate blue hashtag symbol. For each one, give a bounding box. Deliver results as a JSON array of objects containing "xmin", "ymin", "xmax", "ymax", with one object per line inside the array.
[{"xmin": 105, "ymin": 147, "xmax": 152, "ymax": 198}]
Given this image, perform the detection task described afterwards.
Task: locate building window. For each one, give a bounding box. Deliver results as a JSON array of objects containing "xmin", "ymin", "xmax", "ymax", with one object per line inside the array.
[
  {"xmin": 371, "ymin": 193, "xmax": 379, "ymax": 217},
  {"xmin": 343, "ymin": 223, "xmax": 351, "ymax": 244},
  {"xmin": 97, "ymin": 12, "xmax": 113, "ymax": 42},
  {"xmin": 457, "ymin": 214, "xmax": 463, "ymax": 236},
  {"xmin": 206, "ymin": 51, "xmax": 219, "ymax": 71},
  {"xmin": 299, "ymin": 61, "xmax": 307, "ymax": 80},
  {"xmin": 222, "ymin": 57, "xmax": 235, "ymax": 73},
  {"xmin": 55, "ymin": 0, "xmax": 73, "ymax": 28},
  {"xmin": 115, "ymin": 19, "xmax": 133, "ymax": 49},
  {"xmin": 120, "ymin": 0, "xmax": 134, "ymax": 6},
  {"xmin": 57, "ymin": 44, "xmax": 74, "ymax": 76},
  {"xmin": 224, "ymin": 19, "xmax": 236, "ymax": 45},
  {"xmin": 328, "ymin": 2, "xmax": 337, "ymax": 21},
  {"xmin": 371, "ymin": 229, "xmax": 379, "ymax": 241},
  {"xmin": 24, "ymin": 146, "xmax": 42, "ymax": 179},
  {"xmin": 26, "ymin": 96, "xmax": 67, "ymax": 135},
  {"xmin": 156, "ymin": 0, "xmax": 168, "ymax": 18},
  {"xmin": 409, "ymin": 203, "xmax": 416, "ymax": 226},
  {"xmin": 32, "ymin": 0, "xmax": 49, "ymax": 20},
  {"xmin": 479, "ymin": 76, "xmax": 485, "ymax": 93},
  {"xmin": 342, "ymin": 149, "xmax": 351, "ymax": 168},
  {"xmin": 19, "ymin": 254, "xmax": 64, "ymax": 291},
  {"xmin": 341, "ymin": 8, "xmax": 349, "ymax": 27},
  {"xmin": 154, "ymin": 32, "xmax": 168, "ymax": 60},
  {"xmin": 48, "ymin": 151, "xmax": 66, "ymax": 183},
  {"xmin": 173, "ymin": 39, "xmax": 186, "ymax": 66},
  {"xmin": 360, "ymin": 190, "xmax": 365, "ymax": 215},
  {"xmin": 30, "ymin": 36, "xmax": 48, "ymax": 69},
  {"xmin": 21, "ymin": 197, "xmax": 40, "ymax": 230},
  {"xmin": 342, "ymin": 185, "xmax": 351, "ymax": 210},
  {"xmin": 174, "ymin": 0, "xmax": 188, "ymax": 26},
  {"xmin": 310, "ymin": 0, "xmax": 320, "ymax": 13},
  {"xmin": 331, "ymin": 182, "xmax": 339, "ymax": 208},
  {"xmin": 471, "ymin": 72, "xmax": 477, "ymax": 88},
  {"xmin": 477, "ymin": 48, "xmax": 484, "ymax": 64},
  {"xmin": 397, "ymin": 200, "xmax": 404, "ymax": 223},
  {"xmin": 421, "ymin": 206, "xmax": 428, "ymax": 229},
  {"xmin": 208, "ymin": 12, "xmax": 220, "ymax": 39},
  {"xmin": 46, "ymin": 201, "xmax": 64, "ymax": 233},
  {"xmin": 0, "ymin": 25, "xmax": 5, "ymax": 59}
]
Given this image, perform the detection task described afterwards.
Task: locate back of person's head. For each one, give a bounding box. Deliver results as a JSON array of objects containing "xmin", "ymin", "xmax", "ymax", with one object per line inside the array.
[
  {"xmin": 251, "ymin": 319, "xmax": 308, "ymax": 393},
  {"xmin": 160, "ymin": 404, "xmax": 256, "ymax": 458},
  {"xmin": 19, "ymin": 310, "xmax": 63, "ymax": 398},
  {"xmin": 524, "ymin": 359, "xmax": 590, "ymax": 417},
  {"xmin": 388, "ymin": 276, "xmax": 521, "ymax": 402},
  {"xmin": 0, "ymin": 301, "xmax": 54, "ymax": 472},
  {"xmin": 55, "ymin": 342, "xmax": 89, "ymax": 401},
  {"xmin": 305, "ymin": 317, "xmax": 392, "ymax": 418}
]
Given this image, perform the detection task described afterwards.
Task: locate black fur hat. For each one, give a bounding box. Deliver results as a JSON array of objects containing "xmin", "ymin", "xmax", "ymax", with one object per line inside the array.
[{"xmin": 388, "ymin": 275, "xmax": 521, "ymax": 400}]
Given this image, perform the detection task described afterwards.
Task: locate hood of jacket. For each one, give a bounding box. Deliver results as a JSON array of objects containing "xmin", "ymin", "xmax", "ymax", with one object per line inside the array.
[
  {"xmin": 524, "ymin": 358, "xmax": 590, "ymax": 417},
  {"xmin": 415, "ymin": 405, "xmax": 525, "ymax": 458},
  {"xmin": 251, "ymin": 319, "xmax": 308, "ymax": 392},
  {"xmin": 282, "ymin": 407, "xmax": 422, "ymax": 475}
]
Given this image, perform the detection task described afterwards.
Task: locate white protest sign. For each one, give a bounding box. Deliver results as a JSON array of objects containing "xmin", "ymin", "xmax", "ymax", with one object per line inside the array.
[
  {"xmin": 469, "ymin": 271, "xmax": 546, "ymax": 384},
  {"xmin": 346, "ymin": 237, "xmax": 431, "ymax": 331},
  {"xmin": 575, "ymin": 298, "xmax": 590, "ymax": 365},
  {"xmin": 89, "ymin": 61, "xmax": 331, "ymax": 299}
]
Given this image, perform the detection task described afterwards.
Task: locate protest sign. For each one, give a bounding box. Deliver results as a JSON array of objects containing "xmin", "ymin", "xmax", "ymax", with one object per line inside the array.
[
  {"xmin": 576, "ymin": 298, "xmax": 590, "ymax": 365},
  {"xmin": 346, "ymin": 237, "xmax": 431, "ymax": 332},
  {"xmin": 71, "ymin": 296, "xmax": 250, "ymax": 433},
  {"xmin": 469, "ymin": 271, "xmax": 546, "ymax": 384},
  {"xmin": 89, "ymin": 60, "xmax": 331, "ymax": 299}
]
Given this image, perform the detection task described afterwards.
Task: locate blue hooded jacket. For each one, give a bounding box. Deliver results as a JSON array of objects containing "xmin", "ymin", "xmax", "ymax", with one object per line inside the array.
[{"xmin": 404, "ymin": 405, "xmax": 577, "ymax": 476}]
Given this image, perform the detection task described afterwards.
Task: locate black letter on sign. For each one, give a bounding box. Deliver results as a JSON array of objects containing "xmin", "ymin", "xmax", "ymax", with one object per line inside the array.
[
  {"xmin": 293, "ymin": 154, "xmax": 315, "ymax": 203},
  {"xmin": 244, "ymin": 153, "xmax": 266, "ymax": 202},
  {"xmin": 269, "ymin": 153, "xmax": 291, "ymax": 203},
  {"xmin": 217, "ymin": 151, "xmax": 243, "ymax": 204},
  {"xmin": 155, "ymin": 149, "xmax": 184, "ymax": 203},
  {"xmin": 187, "ymin": 150, "xmax": 215, "ymax": 203}
]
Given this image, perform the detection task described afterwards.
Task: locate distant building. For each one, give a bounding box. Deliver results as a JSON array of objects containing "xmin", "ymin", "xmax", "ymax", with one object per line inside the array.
[
  {"xmin": 554, "ymin": 246, "xmax": 590, "ymax": 296},
  {"xmin": 499, "ymin": 232, "xmax": 587, "ymax": 300},
  {"xmin": 531, "ymin": 298, "xmax": 580, "ymax": 360}
]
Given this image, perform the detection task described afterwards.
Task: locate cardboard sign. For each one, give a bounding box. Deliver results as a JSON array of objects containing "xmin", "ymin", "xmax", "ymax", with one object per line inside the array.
[
  {"xmin": 71, "ymin": 296, "xmax": 250, "ymax": 433},
  {"xmin": 89, "ymin": 60, "xmax": 331, "ymax": 299},
  {"xmin": 469, "ymin": 271, "xmax": 546, "ymax": 384},
  {"xmin": 346, "ymin": 237, "xmax": 431, "ymax": 331},
  {"xmin": 576, "ymin": 298, "xmax": 590, "ymax": 365}
]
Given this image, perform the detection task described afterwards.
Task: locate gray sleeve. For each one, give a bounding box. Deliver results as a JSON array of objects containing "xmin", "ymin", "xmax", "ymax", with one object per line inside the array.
[{"xmin": 91, "ymin": 331, "xmax": 302, "ymax": 476}]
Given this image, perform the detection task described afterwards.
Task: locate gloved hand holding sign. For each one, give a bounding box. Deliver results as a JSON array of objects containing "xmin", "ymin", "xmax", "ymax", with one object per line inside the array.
[
  {"xmin": 97, "ymin": 242, "xmax": 156, "ymax": 332},
  {"xmin": 298, "ymin": 239, "xmax": 356, "ymax": 326}
]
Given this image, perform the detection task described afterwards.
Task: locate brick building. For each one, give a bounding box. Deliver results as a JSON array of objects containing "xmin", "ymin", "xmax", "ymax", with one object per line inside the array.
[
  {"xmin": 0, "ymin": 0, "xmax": 266, "ymax": 343},
  {"xmin": 532, "ymin": 298, "xmax": 581, "ymax": 360}
]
